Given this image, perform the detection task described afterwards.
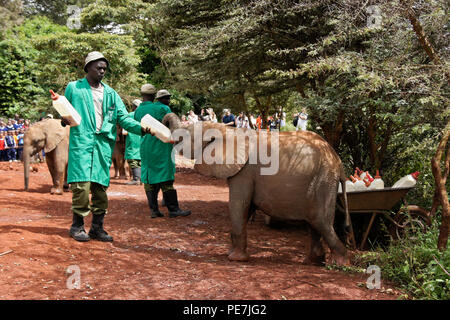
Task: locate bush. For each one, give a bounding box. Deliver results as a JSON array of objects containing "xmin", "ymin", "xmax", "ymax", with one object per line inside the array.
[{"xmin": 355, "ymin": 214, "xmax": 450, "ymax": 300}]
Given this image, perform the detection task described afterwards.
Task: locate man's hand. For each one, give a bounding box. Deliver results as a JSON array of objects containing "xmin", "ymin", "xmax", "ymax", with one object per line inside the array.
[
  {"xmin": 141, "ymin": 126, "xmax": 155, "ymax": 136},
  {"xmin": 60, "ymin": 118, "xmax": 70, "ymax": 127}
]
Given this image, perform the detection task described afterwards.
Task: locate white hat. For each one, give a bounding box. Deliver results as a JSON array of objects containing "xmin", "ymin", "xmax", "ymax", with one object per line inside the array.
[
  {"xmin": 140, "ymin": 84, "xmax": 157, "ymax": 95},
  {"xmin": 84, "ymin": 51, "xmax": 109, "ymax": 72},
  {"xmin": 156, "ymin": 89, "xmax": 171, "ymax": 99}
]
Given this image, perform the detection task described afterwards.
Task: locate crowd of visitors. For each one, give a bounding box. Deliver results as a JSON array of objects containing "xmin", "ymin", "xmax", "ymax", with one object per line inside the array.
[{"xmin": 0, "ymin": 115, "xmax": 30, "ymax": 162}]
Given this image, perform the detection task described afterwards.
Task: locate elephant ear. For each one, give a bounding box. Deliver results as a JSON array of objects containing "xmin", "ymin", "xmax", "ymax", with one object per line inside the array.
[
  {"xmin": 44, "ymin": 119, "xmax": 69, "ymax": 153},
  {"xmin": 194, "ymin": 123, "xmax": 252, "ymax": 179}
]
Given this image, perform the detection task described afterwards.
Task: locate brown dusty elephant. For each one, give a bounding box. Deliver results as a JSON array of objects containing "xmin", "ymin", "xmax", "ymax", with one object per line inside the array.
[
  {"xmin": 23, "ymin": 118, "xmax": 70, "ymax": 195},
  {"xmin": 112, "ymin": 124, "xmax": 130, "ymax": 180},
  {"xmin": 163, "ymin": 114, "xmax": 350, "ymax": 265}
]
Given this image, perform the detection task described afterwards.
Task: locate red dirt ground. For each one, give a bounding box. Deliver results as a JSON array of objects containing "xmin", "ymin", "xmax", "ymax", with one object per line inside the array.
[{"xmin": 0, "ymin": 160, "xmax": 402, "ymax": 300}]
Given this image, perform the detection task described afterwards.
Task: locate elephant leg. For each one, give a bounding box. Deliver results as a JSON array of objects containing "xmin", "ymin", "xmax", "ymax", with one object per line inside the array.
[
  {"xmin": 112, "ymin": 158, "xmax": 120, "ymax": 179},
  {"xmin": 310, "ymin": 216, "xmax": 349, "ymax": 266},
  {"xmin": 227, "ymin": 175, "xmax": 253, "ymax": 262},
  {"xmin": 46, "ymin": 151, "xmax": 63, "ymax": 195},
  {"xmin": 303, "ymin": 225, "xmax": 325, "ymax": 265}
]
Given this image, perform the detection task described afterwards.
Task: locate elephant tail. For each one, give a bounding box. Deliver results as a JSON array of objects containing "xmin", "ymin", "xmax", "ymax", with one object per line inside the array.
[{"xmin": 339, "ymin": 167, "xmax": 351, "ymax": 232}]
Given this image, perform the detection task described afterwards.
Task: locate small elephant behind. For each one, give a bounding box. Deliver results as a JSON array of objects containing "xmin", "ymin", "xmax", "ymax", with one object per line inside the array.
[{"xmin": 23, "ymin": 118, "xmax": 70, "ymax": 195}]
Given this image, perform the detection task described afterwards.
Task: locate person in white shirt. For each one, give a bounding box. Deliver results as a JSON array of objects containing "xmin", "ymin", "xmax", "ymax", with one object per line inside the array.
[
  {"xmin": 296, "ymin": 108, "xmax": 308, "ymax": 131},
  {"xmin": 187, "ymin": 110, "xmax": 198, "ymax": 124}
]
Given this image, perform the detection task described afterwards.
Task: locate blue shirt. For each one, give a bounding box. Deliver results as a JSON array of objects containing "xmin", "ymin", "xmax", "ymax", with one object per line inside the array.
[
  {"xmin": 222, "ymin": 114, "xmax": 235, "ymax": 126},
  {"xmin": 5, "ymin": 135, "xmax": 15, "ymax": 147}
]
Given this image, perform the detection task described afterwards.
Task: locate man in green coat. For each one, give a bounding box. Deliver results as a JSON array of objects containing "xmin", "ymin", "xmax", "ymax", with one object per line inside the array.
[
  {"xmin": 134, "ymin": 87, "xmax": 191, "ymax": 218},
  {"xmin": 124, "ymin": 99, "xmax": 142, "ymax": 185},
  {"xmin": 63, "ymin": 51, "xmax": 151, "ymax": 242}
]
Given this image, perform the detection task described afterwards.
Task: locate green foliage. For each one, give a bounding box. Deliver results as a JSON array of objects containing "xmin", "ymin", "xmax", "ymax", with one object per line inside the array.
[
  {"xmin": 0, "ymin": 36, "xmax": 44, "ymax": 119},
  {"xmin": 355, "ymin": 216, "xmax": 450, "ymax": 300}
]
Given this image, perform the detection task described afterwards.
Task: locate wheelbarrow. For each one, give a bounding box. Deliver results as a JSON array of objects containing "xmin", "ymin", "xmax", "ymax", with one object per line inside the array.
[{"xmin": 337, "ymin": 187, "xmax": 431, "ymax": 250}]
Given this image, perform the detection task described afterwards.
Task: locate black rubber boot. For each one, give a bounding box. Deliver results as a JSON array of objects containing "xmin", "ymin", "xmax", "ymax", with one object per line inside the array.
[
  {"xmin": 126, "ymin": 168, "xmax": 140, "ymax": 185},
  {"xmin": 145, "ymin": 190, "xmax": 164, "ymax": 218},
  {"xmin": 163, "ymin": 190, "xmax": 191, "ymax": 218},
  {"xmin": 70, "ymin": 213, "xmax": 90, "ymax": 242},
  {"xmin": 88, "ymin": 214, "xmax": 113, "ymax": 242}
]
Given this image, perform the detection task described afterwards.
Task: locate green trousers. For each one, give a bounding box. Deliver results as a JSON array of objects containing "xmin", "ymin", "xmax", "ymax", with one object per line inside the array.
[
  {"xmin": 127, "ymin": 159, "xmax": 141, "ymax": 169},
  {"xmin": 144, "ymin": 180, "xmax": 175, "ymax": 193},
  {"xmin": 71, "ymin": 182, "xmax": 108, "ymax": 217}
]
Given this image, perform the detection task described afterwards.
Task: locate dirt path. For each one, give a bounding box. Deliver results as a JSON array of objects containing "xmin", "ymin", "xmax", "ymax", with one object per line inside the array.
[{"xmin": 0, "ymin": 161, "xmax": 401, "ymax": 300}]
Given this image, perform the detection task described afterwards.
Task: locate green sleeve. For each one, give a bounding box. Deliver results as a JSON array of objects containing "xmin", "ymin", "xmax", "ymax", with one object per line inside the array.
[
  {"xmin": 64, "ymin": 82, "xmax": 73, "ymax": 104},
  {"xmin": 116, "ymin": 93, "xmax": 142, "ymax": 136}
]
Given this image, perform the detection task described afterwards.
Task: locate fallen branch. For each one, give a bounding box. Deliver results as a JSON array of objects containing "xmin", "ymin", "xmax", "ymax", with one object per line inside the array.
[
  {"xmin": 433, "ymin": 255, "xmax": 450, "ymax": 277},
  {"xmin": 0, "ymin": 250, "xmax": 13, "ymax": 257}
]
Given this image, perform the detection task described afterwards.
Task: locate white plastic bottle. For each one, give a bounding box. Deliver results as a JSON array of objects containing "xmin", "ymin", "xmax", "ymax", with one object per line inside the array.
[
  {"xmin": 141, "ymin": 114, "xmax": 174, "ymax": 144},
  {"xmin": 50, "ymin": 90, "xmax": 81, "ymax": 127},
  {"xmin": 351, "ymin": 175, "xmax": 366, "ymax": 191},
  {"xmin": 371, "ymin": 170, "xmax": 385, "ymax": 189},
  {"xmin": 392, "ymin": 171, "xmax": 420, "ymax": 188},
  {"xmin": 345, "ymin": 179, "xmax": 355, "ymax": 192}
]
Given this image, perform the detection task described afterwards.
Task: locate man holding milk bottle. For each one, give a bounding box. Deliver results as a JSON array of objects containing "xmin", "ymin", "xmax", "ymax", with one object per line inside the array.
[
  {"xmin": 62, "ymin": 51, "xmax": 152, "ymax": 242},
  {"xmin": 134, "ymin": 86, "xmax": 191, "ymax": 219}
]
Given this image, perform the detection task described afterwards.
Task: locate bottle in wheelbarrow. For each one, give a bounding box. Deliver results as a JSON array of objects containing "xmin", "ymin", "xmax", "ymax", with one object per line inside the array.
[{"xmin": 392, "ymin": 171, "xmax": 420, "ymax": 188}]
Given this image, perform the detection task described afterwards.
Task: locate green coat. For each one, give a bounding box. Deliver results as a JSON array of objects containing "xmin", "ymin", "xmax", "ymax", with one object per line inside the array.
[
  {"xmin": 65, "ymin": 78, "xmax": 142, "ymax": 187},
  {"xmin": 124, "ymin": 112, "xmax": 141, "ymax": 160},
  {"xmin": 134, "ymin": 101, "xmax": 175, "ymax": 184}
]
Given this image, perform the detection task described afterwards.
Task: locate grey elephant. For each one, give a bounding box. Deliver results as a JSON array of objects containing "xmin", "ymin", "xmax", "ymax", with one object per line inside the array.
[
  {"xmin": 23, "ymin": 118, "xmax": 70, "ymax": 195},
  {"xmin": 163, "ymin": 114, "xmax": 350, "ymax": 265}
]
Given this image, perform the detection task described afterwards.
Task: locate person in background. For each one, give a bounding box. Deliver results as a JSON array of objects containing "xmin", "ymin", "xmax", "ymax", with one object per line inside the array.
[
  {"xmin": 0, "ymin": 120, "xmax": 6, "ymax": 131},
  {"xmin": 134, "ymin": 87, "xmax": 191, "ymax": 219},
  {"xmin": 5, "ymin": 119, "xmax": 14, "ymax": 131},
  {"xmin": 180, "ymin": 115, "xmax": 190, "ymax": 126},
  {"xmin": 187, "ymin": 110, "xmax": 198, "ymax": 124},
  {"xmin": 207, "ymin": 108, "xmax": 217, "ymax": 123},
  {"xmin": 5, "ymin": 130, "xmax": 16, "ymax": 161},
  {"xmin": 0, "ymin": 131, "xmax": 5, "ymax": 161},
  {"xmin": 23, "ymin": 119, "xmax": 30, "ymax": 131},
  {"xmin": 296, "ymin": 108, "xmax": 308, "ymax": 131},
  {"xmin": 124, "ymin": 99, "xmax": 143, "ymax": 185},
  {"xmin": 222, "ymin": 109, "xmax": 235, "ymax": 127},
  {"xmin": 255, "ymin": 114, "xmax": 262, "ymax": 131},
  {"xmin": 16, "ymin": 129, "xmax": 24, "ymax": 161},
  {"xmin": 280, "ymin": 110, "xmax": 286, "ymax": 128}
]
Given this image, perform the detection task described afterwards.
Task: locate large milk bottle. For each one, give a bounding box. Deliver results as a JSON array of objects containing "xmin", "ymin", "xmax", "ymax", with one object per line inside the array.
[
  {"xmin": 392, "ymin": 171, "xmax": 420, "ymax": 188},
  {"xmin": 50, "ymin": 90, "xmax": 81, "ymax": 127},
  {"xmin": 141, "ymin": 114, "xmax": 174, "ymax": 144},
  {"xmin": 371, "ymin": 170, "xmax": 385, "ymax": 189}
]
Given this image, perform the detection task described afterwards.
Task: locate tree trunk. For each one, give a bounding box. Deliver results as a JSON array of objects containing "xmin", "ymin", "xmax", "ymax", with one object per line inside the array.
[
  {"xmin": 320, "ymin": 110, "xmax": 345, "ymax": 150},
  {"xmin": 401, "ymin": 1, "xmax": 450, "ymax": 251},
  {"xmin": 432, "ymin": 120, "xmax": 450, "ymax": 251}
]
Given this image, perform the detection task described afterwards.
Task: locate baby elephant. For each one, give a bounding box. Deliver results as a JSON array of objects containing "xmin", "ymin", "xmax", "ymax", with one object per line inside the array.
[{"xmin": 164, "ymin": 114, "xmax": 350, "ymax": 265}]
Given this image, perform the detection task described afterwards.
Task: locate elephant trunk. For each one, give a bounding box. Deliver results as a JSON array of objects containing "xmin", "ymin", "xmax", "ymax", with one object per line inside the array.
[
  {"xmin": 23, "ymin": 145, "xmax": 31, "ymax": 191},
  {"xmin": 162, "ymin": 113, "xmax": 181, "ymax": 132}
]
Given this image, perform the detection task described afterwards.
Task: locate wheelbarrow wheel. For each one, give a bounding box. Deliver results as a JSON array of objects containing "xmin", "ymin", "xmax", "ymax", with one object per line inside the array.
[{"xmin": 390, "ymin": 205, "xmax": 431, "ymax": 240}]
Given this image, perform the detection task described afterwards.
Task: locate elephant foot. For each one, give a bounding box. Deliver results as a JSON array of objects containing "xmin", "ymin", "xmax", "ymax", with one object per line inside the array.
[
  {"xmin": 328, "ymin": 252, "xmax": 351, "ymax": 267},
  {"xmin": 228, "ymin": 249, "xmax": 249, "ymax": 262},
  {"xmin": 50, "ymin": 187, "xmax": 63, "ymax": 195}
]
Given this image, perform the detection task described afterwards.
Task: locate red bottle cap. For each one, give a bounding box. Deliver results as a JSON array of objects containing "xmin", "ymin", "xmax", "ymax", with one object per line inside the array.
[
  {"xmin": 375, "ymin": 169, "xmax": 381, "ymax": 179},
  {"xmin": 49, "ymin": 90, "xmax": 59, "ymax": 100},
  {"xmin": 411, "ymin": 171, "xmax": 420, "ymax": 180}
]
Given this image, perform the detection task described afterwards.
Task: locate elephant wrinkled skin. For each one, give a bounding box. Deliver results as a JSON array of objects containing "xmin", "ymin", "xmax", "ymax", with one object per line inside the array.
[
  {"xmin": 163, "ymin": 114, "xmax": 350, "ymax": 265},
  {"xmin": 23, "ymin": 119, "xmax": 70, "ymax": 195}
]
